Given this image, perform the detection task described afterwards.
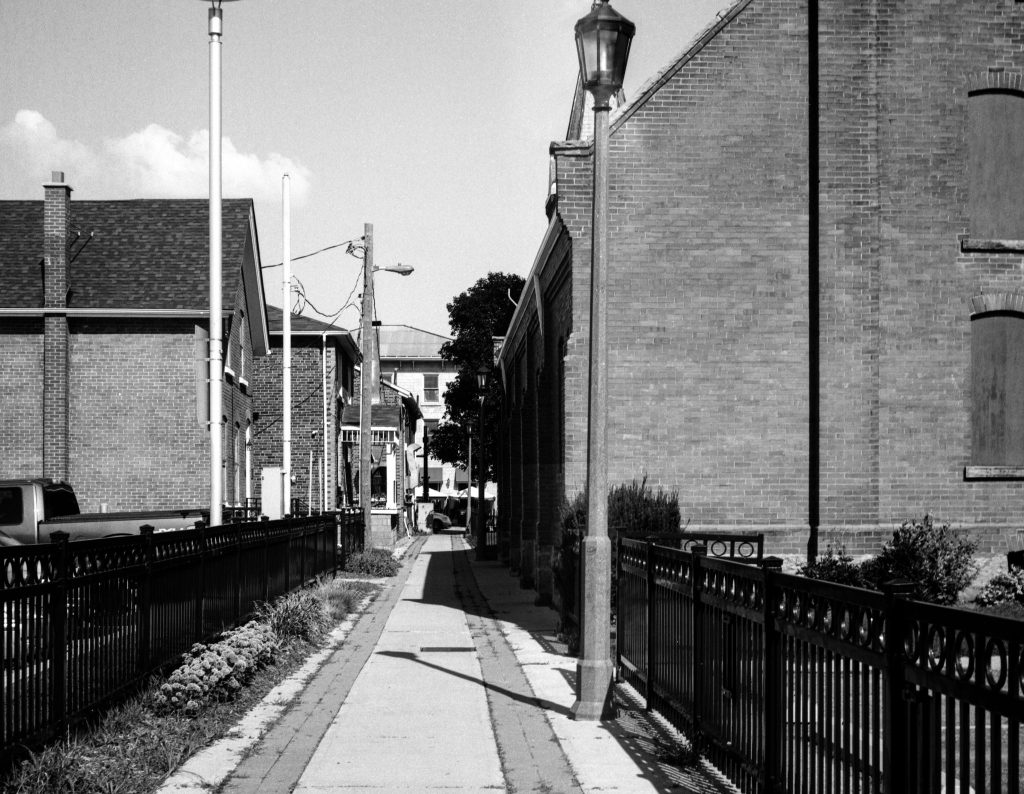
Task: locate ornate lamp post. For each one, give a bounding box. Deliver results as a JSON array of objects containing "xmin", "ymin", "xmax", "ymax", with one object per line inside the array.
[
  {"xmin": 572, "ymin": 0, "xmax": 634, "ymax": 721},
  {"xmin": 196, "ymin": 0, "xmax": 243, "ymax": 526},
  {"xmin": 475, "ymin": 365, "xmax": 490, "ymax": 560}
]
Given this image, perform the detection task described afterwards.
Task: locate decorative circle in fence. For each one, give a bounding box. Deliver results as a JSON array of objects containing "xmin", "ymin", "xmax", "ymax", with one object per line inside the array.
[
  {"xmin": 984, "ymin": 637, "xmax": 1007, "ymax": 690},
  {"xmin": 954, "ymin": 631, "xmax": 974, "ymax": 680},
  {"xmin": 926, "ymin": 624, "xmax": 946, "ymax": 672}
]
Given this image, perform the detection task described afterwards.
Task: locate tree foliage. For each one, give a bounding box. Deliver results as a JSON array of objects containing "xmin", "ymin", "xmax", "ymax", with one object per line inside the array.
[{"xmin": 429, "ymin": 272, "xmax": 525, "ymax": 477}]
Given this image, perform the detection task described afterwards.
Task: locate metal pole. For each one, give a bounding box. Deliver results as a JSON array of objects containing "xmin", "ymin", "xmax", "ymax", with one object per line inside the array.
[
  {"xmin": 207, "ymin": 6, "xmax": 224, "ymax": 527},
  {"xmin": 359, "ymin": 224, "xmax": 374, "ymax": 546},
  {"xmin": 572, "ymin": 98, "xmax": 613, "ymax": 720},
  {"xmin": 466, "ymin": 436, "xmax": 472, "ymax": 531},
  {"xmin": 282, "ymin": 175, "xmax": 292, "ymax": 517},
  {"xmin": 323, "ymin": 330, "xmax": 329, "ymax": 512},
  {"xmin": 476, "ymin": 397, "xmax": 487, "ymax": 558}
]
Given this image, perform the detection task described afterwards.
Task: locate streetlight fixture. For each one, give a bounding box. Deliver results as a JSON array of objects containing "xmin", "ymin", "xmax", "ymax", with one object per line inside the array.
[
  {"xmin": 475, "ymin": 365, "xmax": 490, "ymax": 560},
  {"xmin": 196, "ymin": 0, "xmax": 244, "ymax": 527},
  {"xmin": 572, "ymin": 0, "xmax": 634, "ymax": 721},
  {"xmin": 353, "ymin": 226, "xmax": 414, "ymax": 547}
]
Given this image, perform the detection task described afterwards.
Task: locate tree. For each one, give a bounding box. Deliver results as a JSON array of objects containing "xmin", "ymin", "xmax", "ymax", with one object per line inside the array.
[{"xmin": 429, "ymin": 272, "xmax": 525, "ymax": 479}]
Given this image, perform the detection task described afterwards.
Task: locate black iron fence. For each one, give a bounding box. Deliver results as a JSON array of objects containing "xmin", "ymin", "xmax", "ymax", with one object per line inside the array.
[
  {"xmin": 617, "ymin": 538, "xmax": 1023, "ymax": 794},
  {"xmin": 558, "ymin": 530, "xmax": 764, "ymax": 639},
  {"xmin": 1, "ymin": 512, "xmax": 362, "ymax": 766}
]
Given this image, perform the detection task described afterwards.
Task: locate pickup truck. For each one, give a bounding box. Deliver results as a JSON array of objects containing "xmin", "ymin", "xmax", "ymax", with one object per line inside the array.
[{"xmin": 0, "ymin": 479, "xmax": 206, "ymax": 545}]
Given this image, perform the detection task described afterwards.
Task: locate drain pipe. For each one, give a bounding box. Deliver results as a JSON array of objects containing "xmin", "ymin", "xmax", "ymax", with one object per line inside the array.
[{"xmin": 807, "ymin": 0, "xmax": 821, "ymax": 566}]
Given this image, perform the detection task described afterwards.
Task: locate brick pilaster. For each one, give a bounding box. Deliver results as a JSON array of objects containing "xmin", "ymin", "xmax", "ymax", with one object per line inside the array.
[{"xmin": 42, "ymin": 172, "xmax": 71, "ymax": 482}]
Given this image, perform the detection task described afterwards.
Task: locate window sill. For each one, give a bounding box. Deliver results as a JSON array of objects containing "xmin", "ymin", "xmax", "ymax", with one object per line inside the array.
[
  {"xmin": 964, "ymin": 466, "xmax": 1024, "ymax": 480},
  {"xmin": 960, "ymin": 237, "xmax": 1024, "ymax": 253}
]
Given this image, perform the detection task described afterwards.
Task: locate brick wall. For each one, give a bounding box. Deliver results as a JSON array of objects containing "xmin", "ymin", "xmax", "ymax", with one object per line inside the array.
[
  {"xmin": 68, "ymin": 318, "xmax": 208, "ymax": 512},
  {"xmin": 0, "ymin": 320, "xmax": 43, "ymax": 477},
  {"xmin": 503, "ymin": 0, "xmax": 1024, "ymax": 562},
  {"xmin": 251, "ymin": 336, "xmax": 341, "ymax": 512}
]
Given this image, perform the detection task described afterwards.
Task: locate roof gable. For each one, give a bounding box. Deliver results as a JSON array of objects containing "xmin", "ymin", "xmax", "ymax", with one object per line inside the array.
[{"xmin": 376, "ymin": 324, "xmax": 451, "ymax": 360}]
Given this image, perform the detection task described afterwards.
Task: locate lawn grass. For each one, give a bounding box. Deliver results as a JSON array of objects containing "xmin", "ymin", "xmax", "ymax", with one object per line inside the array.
[{"xmin": 0, "ymin": 578, "xmax": 378, "ymax": 794}]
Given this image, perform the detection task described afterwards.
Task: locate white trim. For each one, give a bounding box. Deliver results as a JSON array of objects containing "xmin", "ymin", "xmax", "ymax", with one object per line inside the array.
[{"xmin": 0, "ymin": 308, "xmax": 227, "ymax": 318}]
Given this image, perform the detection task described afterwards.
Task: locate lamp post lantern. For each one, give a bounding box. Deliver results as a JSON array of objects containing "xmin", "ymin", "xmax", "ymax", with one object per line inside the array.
[
  {"xmin": 572, "ymin": 0, "xmax": 634, "ymax": 721},
  {"xmin": 475, "ymin": 365, "xmax": 490, "ymax": 560},
  {"xmin": 197, "ymin": 0, "xmax": 244, "ymax": 527}
]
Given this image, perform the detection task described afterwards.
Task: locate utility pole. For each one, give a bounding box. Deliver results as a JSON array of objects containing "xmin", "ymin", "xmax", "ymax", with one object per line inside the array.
[
  {"xmin": 359, "ymin": 223, "xmax": 374, "ymax": 546},
  {"xmin": 282, "ymin": 175, "xmax": 292, "ymax": 517}
]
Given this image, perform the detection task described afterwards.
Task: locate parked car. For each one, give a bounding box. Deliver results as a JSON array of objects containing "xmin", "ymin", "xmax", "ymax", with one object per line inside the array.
[
  {"xmin": 427, "ymin": 510, "xmax": 454, "ymax": 533},
  {"xmin": 0, "ymin": 479, "xmax": 205, "ymax": 545}
]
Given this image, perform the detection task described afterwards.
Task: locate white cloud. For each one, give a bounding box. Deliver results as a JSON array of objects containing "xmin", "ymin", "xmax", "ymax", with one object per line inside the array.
[{"xmin": 0, "ymin": 110, "xmax": 310, "ymax": 203}]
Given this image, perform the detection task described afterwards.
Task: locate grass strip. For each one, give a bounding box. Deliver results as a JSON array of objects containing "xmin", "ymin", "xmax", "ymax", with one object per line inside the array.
[{"xmin": 1, "ymin": 578, "xmax": 378, "ymax": 794}]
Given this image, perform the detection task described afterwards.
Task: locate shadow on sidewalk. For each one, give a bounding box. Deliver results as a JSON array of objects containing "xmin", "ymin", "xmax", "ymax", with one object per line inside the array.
[{"xmin": 376, "ymin": 650, "xmax": 574, "ymax": 719}]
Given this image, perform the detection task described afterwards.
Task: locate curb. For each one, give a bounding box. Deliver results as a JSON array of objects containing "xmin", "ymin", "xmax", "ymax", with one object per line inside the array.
[{"xmin": 156, "ymin": 592, "xmax": 377, "ymax": 793}]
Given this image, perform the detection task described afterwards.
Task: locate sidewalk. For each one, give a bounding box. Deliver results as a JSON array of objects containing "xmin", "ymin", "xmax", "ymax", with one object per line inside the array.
[{"xmin": 204, "ymin": 533, "xmax": 730, "ymax": 793}]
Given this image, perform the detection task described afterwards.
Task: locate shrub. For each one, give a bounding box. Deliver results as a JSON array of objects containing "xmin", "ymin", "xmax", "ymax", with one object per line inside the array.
[
  {"xmin": 153, "ymin": 621, "xmax": 278, "ymax": 715},
  {"xmin": 256, "ymin": 589, "xmax": 330, "ymax": 643},
  {"xmin": 859, "ymin": 516, "xmax": 979, "ymax": 605},
  {"xmin": 974, "ymin": 566, "xmax": 1024, "ymax": 608},
  {"xmin": 315, "ymin": 577, "xmax": 377, "ymax": 622},
  {"xmin": 555, "ymin": 477, "xmax": 681, "ymax": 644},
  {"xmin": 560, "ymin": 475, "xmax": 681, "ymax": 541},
  {"xmin": 344, "ymin": 548, "xmax": 400, "ymax": 577},
  {"xmin": 797, "ymin": 544, "xmax": 864, "ymax": 587}
]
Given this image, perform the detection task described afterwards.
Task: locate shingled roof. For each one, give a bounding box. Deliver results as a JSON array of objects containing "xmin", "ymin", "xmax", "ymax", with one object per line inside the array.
[
  {"xmin": 0, "ymin": 196, "xmax": 268, "ymax": 354},
  {"xmin": 265, "ymin": 304, "xmax": 360, "ymax": 361},
  {"xmin": 0, "ymin": 198, "xmax": 257, "ymax": 310}
]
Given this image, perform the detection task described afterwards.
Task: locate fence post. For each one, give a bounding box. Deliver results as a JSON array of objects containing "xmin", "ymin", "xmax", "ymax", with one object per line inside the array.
[
  {"xmin": 645, "ymin": 539, "xmax": 656, "ymax": 710},
  {"xmin": 882, "ymin": 580, "xmax": 915, "ymax": 794},
  {"xmin": 691, "ymin": 544, "xmax": 708, "ymax": 738},
  {"xmin": 192, "ymin": 521, "xmax": 206, "ymax": 639},
  {"xmin": 284, "ymin": 518, "xmax": 292, "ymax": 594},
  {"xmin": 49, "ymin": 530, "xmax": 70, "ymax": 734},
  {"xmin": 137, "ymin": 525, "xmax": 154, "ymax": 673},
  {"xmin": 262, "ymin": 519, "xmax": 271, "ymax": 602},
  {"xmin": 614, "ymin": 533, "xmax": 622, "ymax": 684},
  {"xmin": 761, "ymin": 555, "xmax": 784, "ymax": 794},
  {"xmin": 233, "ymin": 524, "xmax": 242, "ymax": 622},
  {"xmin": 300, "ymin": 520, "xmax": 307, "ymax": 586}
]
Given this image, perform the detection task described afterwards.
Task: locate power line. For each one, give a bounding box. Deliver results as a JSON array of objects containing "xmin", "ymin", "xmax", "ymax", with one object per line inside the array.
[{"xmin": 261, "ymin": 238, "xmax": 362, "ymax": 270}]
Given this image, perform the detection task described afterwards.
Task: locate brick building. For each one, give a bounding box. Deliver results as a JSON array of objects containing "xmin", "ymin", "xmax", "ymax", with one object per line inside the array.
[
  {"xmin": 340, "ymin": 370, "xmax": 422, "ymax": 543},
  {"xmin": 376, "ymin": 325, "xmax": 462, "ymax": 495},
  {"xmin": 249, "ymin": 305, "xmax": 359, "ymax": 515},
  {"xmin": 498, "ymin": 0, "xmax": 1024, "ymax": 600},
  {"xmin": 0, "ymin": 172, "xmax": 268, "ymax": 512}
]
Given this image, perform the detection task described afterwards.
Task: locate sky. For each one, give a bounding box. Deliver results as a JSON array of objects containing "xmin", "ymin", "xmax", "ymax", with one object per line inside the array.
[{"xmin": 0, "ymin": 0, "xmax": 731, "ymax": 337}]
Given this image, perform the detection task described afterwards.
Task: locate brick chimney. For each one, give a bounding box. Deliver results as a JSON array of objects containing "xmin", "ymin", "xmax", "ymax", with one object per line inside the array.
[{"xmin": 42, "ymin": 171, "xmax": 71, "ymax": 481}]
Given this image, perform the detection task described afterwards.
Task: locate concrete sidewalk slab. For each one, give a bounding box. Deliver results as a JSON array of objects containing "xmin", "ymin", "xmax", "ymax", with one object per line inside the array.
[
  {"xmin": 292, "ymin": 534, "xmax": 504, "ymax": 792},
  {"xmin": 468, "ymin": 557, "xmax": 733, "ymax": 793}
]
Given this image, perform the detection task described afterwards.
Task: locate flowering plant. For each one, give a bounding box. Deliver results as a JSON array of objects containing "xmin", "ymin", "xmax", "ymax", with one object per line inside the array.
[{"xmin": 153, "ymin": 621, "xmax": 278, "ymax": 715}]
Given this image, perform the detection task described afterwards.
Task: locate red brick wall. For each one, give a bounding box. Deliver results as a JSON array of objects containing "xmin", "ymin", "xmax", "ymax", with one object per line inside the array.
[
  {"xmin": 251, "ymin": 337, "xmax": 340, "ymax": 511},
  {"xmin": 0, "ymin": 320, "xmax": 44, "ymax": 477},
  {"xmin": 68, "ymin": 318, "xmax": 209, "ymax": 512},
  {"xmin": 504, "ymin": 0, "xmax": 1024, "ymax": 560},
  {"xmin": 555, "ymin": 0, "xmax": 810, "ymax": 527}
]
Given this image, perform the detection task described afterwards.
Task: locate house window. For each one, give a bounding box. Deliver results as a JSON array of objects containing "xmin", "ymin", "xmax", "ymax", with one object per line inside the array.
[
  {"xmin": 423, "ymin": 374, "xmax": 439, "ymax": 403},
  {"xmin": 971, "ymin": 311, "xmax": 1024, "ymax": 467},
  {"xmin": 968, "ymin": 85, "xmax": 1024, "ymax": 241}
]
